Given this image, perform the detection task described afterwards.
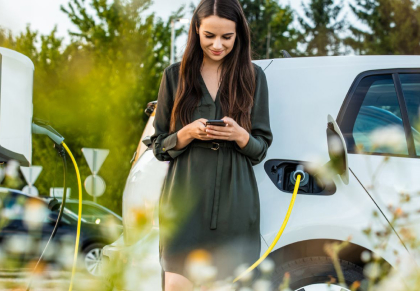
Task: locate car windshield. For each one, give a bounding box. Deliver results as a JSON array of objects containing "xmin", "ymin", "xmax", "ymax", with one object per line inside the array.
[
  {"xmin": 62, "ymin": 207, "xmax": 88, "ymax": 223},
  {"xmin": 64, "ymin": 202, "xmax": 122, "ymax": 225}
]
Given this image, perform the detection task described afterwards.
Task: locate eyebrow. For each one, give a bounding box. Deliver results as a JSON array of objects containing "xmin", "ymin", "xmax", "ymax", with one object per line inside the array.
[{"xmin": 204, "ymin": 31, "xmax": 235, "ymax": 36}]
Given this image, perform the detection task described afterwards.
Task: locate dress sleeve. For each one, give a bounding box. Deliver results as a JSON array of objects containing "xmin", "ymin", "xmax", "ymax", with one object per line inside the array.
[
  {"xmin": 150, "ymin": 67, "xmax": 189, "ymax": 161},
  {"xmin": 234, "ymin": 65, "xmax": 273, "ymax": 166}
]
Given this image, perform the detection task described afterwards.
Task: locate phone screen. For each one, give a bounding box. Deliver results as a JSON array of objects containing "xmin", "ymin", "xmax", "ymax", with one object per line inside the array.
[{"xmin": 206, "ymin": 120, "xmax": 226, "ymax": 127}]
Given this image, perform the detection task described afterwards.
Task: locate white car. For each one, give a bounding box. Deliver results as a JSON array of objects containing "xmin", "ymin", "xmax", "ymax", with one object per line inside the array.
[{"xmin": 102, "ymin": 56, "xmax": 420, "ymax": 291}]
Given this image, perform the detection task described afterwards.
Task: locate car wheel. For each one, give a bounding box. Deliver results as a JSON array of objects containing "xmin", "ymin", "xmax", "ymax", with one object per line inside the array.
[
  {"xmin": 83, "ymin": 243, "xmax": 105, "ymax": 277},
  {"xmin": 271, "ymin": 256, "xmax": 365, "ymax": 291}
]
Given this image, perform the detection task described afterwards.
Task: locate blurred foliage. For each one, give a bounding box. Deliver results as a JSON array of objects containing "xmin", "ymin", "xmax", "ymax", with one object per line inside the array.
[
  {"xmin": 298, "ymin": 0, "xmax": 345, "ymax": 56},
  {"xmin": 345, "ymin": 0, "xmax": 420, "ymax": 55},
  {"xmin": 0, "ymin": 0, "xmax": 186, "ymax": 215}
]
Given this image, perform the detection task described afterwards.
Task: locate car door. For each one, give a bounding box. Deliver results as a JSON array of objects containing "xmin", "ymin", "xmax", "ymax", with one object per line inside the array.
[{"xmin": 338, "ymin": 70, "xmax": 420, "ymax": 251}]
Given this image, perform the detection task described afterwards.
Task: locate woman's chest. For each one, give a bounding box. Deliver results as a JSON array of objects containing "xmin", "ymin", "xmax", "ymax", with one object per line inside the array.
[
  {"xmin": 171, "ymin": 75, "xmax": 222, "ymax": 131},
  {"xmin": 200, "ymin": 74, "xmax": 219, "ymax": 102}
]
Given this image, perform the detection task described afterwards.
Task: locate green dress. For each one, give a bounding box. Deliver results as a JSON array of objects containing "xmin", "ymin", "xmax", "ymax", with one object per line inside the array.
[{"xmin": 151, "ymin": 61, "xmax": 273, "ymax": 284}]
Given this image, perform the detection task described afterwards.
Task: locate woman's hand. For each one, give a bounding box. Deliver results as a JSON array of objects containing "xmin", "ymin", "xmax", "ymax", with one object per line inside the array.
[
  {"xmin": 184, "ymin": 118, "xmax": 214, "ymax": 141},
  {"xmin": 205, "ymin": 116, "xmax": 250, "ymax": 149},
  {"xmin": 173, "ymin": 119, "xmax": 213, "ymax": 150}
]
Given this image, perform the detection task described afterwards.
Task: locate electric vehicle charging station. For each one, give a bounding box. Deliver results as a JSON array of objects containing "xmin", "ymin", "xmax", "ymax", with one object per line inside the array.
[
  {"xmin": 0, "ymin": 47, "xmax": 34, "ymax": 166},
  {"xmin": 0, "ymin": 47, "xmax": 85, "ymax": 291},
  {"xmin": 102, "ymin": 55, "xmax": 420, "ymax": 291}
]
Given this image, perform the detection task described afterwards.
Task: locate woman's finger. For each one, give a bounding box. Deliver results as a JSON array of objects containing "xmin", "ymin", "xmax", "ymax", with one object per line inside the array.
[
  {"xmin": 206, "ymin": 125, "xmax": 230, "ymax": 132},
  {"xmin": 222, "ymin": 117, "xmax": 235, "ymax": 126},
  {"xmin": 206, "ymin": 129, "xmax": 230, "ymax": 136},
  {"xmin": 206, "ymin": 134, "xmax": 228, "ymax": 140}
]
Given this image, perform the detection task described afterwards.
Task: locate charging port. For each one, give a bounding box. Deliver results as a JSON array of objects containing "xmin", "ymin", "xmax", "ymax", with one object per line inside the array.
[{"xmin": 264, "ymin": 159, "xmax": 336, "ymax": 196}]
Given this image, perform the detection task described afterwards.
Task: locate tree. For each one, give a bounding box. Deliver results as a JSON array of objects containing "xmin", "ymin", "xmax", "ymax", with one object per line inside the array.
[
  {"xmin": 240, "ymin": 0, "xmax": 300, "ymax": 58},
  {"xmin": 298, "ymin": 0, "xmax": 345, "ymax": 56},
  {"xmin": 0, "ymin": 27, "xmax": 16, "ymax": 50},
  {"xmin": 345, "ymin": 0, "xmax": 420, "ymax": 55}
]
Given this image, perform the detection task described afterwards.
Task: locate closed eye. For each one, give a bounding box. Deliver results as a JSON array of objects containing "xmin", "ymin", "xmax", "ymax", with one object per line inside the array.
[{"xmin": 205, "ymin": 35, "xmax": 232, "ymax": 40}]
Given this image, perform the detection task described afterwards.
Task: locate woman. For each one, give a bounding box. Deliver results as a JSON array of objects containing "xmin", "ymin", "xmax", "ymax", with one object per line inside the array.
[{"xmin": 151, "ymin": 0, "xmax": 273, "ymax": 290}]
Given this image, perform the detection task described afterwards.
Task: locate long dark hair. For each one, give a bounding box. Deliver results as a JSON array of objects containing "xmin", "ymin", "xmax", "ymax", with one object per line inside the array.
[{"xmin": 169, "ymin": 0, "xmax": 255, "ymax": 133}]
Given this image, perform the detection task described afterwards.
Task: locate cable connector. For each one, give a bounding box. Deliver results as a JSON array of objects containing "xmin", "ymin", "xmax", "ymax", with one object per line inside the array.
[
  {"xmin": 32, "ymin": 118, "xmax": 64, "ymax": 145},
  {"xmin": 290, "ymin": 164, "xmax": 309, "ymax": 187}
]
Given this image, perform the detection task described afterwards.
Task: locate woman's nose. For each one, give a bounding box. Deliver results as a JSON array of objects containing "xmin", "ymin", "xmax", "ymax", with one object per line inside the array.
[{"xmin": 213, "ymin": 37, "xmax": 223, "ymax": 50}]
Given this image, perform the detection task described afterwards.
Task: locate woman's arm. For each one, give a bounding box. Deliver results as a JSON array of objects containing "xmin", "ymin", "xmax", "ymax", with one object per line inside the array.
[
  {"xmin": 150, "ymin": 67, "xmax": 190, "ymax": 161},
  {"xmin": 173, "ymin": 126, "xmax": 194, "ymax": 150}
]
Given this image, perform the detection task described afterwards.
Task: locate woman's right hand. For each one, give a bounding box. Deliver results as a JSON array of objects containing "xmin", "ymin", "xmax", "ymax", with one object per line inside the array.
[
  {"xmin": 173, "ymin": 119, "xmax": 212, "ymax": 150},
  {"xmin": 185, "ymin": 118, "xmax": 213, "ymax": 141}
]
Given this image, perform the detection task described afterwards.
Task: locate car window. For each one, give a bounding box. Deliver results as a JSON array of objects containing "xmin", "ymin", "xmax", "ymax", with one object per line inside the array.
[
  {"xmin": 65, "ymin": 202, "xmax": 121, "ymax": 225},
  {"xmin": 399, "ymin": 74, "xmax": 420, "ymax": 155},
  {"xmin": 342, "ymin": 75, "xmax": 408, "ymax": 155},
  {"xmin": 44, "ymin": 211, "xmax": 71, "ymax": 225}
]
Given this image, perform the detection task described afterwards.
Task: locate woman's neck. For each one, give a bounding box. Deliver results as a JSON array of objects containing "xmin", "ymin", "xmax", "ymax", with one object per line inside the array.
[{"xmin": 202, "ymin": 55, "xmax": 223, "ymax": 71}]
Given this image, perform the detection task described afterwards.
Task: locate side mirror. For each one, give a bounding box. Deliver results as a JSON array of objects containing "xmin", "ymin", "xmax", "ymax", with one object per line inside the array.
[
  {"xmin": 326, "ymin": 114, "xmax": 349, "ymax": 185},
  {"xmin": 145, "ymin": 101, "xmax": 157, "ymax": 116}
]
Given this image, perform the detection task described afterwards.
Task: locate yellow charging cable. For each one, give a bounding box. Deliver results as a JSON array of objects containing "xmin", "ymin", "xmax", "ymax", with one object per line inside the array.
[
  {"xmin": 62, "ymin": 142, "xmax": 83, "ymax": 291},
  {"xmin": 232, "ymin": 174, "xmax": 301, "ymax": 283},
  {"xmin": 61, "ymin": 138, "xmax": 300, "ymax": 287}
]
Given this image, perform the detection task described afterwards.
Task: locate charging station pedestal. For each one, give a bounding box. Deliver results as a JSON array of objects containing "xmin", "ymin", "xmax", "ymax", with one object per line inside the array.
[{"xmin": 0, "ymin": 47, "xmax": 34, "ymax": 166}]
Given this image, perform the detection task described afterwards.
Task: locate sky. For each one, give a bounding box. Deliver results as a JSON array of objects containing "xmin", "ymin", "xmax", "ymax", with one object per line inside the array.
[{"xmin": 0, "ymin": 0, "xmax": 358, "ymax": 58}]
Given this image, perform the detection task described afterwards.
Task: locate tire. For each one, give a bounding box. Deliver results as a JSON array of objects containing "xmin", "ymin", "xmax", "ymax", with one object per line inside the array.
[
  {"xmin": 83, "ymin": 242, "xmax": 105, "ymax": 277},
  {"xmin": 271, "ymin": 256, "xmax": 365, "ymax": 291}
]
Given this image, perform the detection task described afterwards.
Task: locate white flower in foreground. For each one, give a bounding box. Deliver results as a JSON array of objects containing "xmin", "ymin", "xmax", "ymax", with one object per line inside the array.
[
  {"xmin": 233, "ymin": 263, "xmax": 253, "ymax": 283},
  {"xmin": 328, "ymin": 135, "xmax": 344, "ymax": 155},
  {"xmin": 56, "ymin": 242, "xmax": 75, "ymax": 269},
  {"xmin": 259, "ymin": 258, "xmax": 275, "ymax": 274},
  {"xmin": 253, "ymin": 279, "xmax": 271, "ymax": 291},
  {"xmin": 369, "ymin": 125, "xmax": 406, "ymax": 152},
  {"xmin": 5, "ymin": 234, "xmax": 31, "ymax": 254},
  {"xmin": 23, "ymin": 198, "xmax": 48, "ymax": 230},
  {"xmin": 185, "ymin": 249, "xmax": 217, "ymax": 285},
  {"xmin": 364, "ymin": 262, "xmax": 380, "ymax": 280},
  {"xmin": 5, "ymin": 160, "xmax": 19, "ymax": 178},
  {"xmin": 361, "ymin": 250, "xmax": 371, "ymax": 263},
  {"xmin": 210, "ymin": 281, "xmax": 234, "ymax": 291}
]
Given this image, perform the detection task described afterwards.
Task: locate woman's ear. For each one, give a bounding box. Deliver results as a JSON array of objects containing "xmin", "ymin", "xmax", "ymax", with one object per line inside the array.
[{"xmin": 195, "ymin": 24, "xmax": 199, "ymax": 34}]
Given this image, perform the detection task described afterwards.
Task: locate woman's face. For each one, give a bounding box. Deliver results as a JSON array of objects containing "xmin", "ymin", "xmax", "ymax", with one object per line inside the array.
[{"xmin": 197, "ymin": 15, "xmax": 236, "ymax": 63}]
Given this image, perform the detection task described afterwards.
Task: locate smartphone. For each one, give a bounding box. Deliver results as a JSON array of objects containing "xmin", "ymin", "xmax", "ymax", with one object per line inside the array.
[{"xmin": 206, "ymin": 119, "xmax": 226, "ymax": 127}]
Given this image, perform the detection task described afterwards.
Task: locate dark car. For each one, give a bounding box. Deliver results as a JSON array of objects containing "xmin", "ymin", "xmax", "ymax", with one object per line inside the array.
[
  {"xmin": 0, "ymin": 188, "xmax": 122, "ymax": 276},
  {"xmin": 57, "ymin": 199, "xmax": 122, "ymax": 227}
]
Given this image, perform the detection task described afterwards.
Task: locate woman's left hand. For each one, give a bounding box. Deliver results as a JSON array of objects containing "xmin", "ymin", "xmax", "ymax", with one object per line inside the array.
[{"xmin": 205, "ymin": 116, "xmax": 250, "ymax": 149}]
